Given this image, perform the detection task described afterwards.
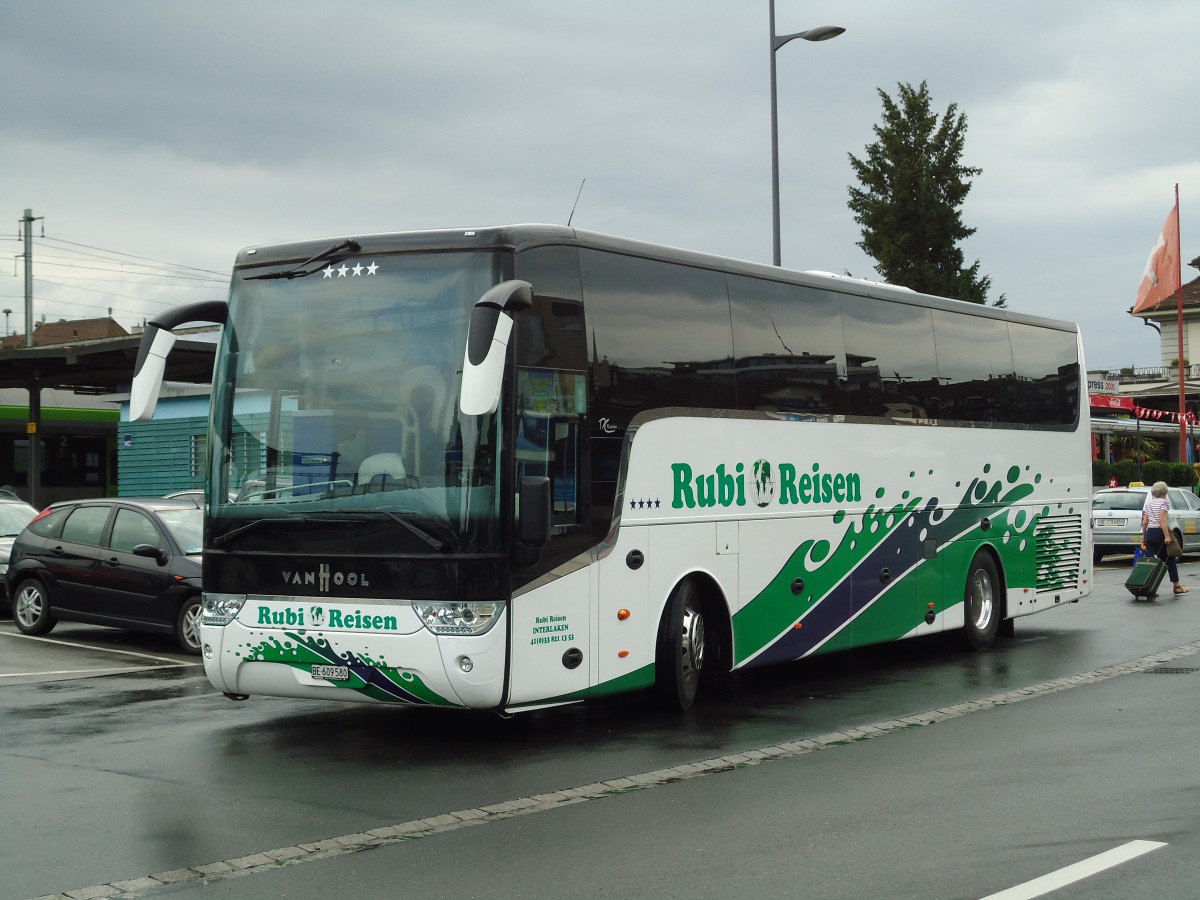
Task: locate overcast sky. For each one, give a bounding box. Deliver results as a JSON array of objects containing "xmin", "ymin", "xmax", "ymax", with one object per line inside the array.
[{"xmin": 2, "ymin": 0, "xmax": 1197, "ymax": 371}]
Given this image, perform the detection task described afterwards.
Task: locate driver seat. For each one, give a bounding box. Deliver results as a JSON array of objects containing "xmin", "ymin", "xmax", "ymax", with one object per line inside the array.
[{"xmin": 358, "ymin": 452, "xmax": 407, "ymax": 491}]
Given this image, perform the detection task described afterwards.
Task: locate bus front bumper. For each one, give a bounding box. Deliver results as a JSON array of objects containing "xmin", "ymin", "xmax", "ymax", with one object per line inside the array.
[{"xmin": 199, "ymin": 614, "xmax": 507, "ymax": 709}]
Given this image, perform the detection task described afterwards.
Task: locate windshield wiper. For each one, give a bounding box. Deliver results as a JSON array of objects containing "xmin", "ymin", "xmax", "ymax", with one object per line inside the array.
[
  {"xmin": 325, "ymin": 511, "xmax": 449, "ymax": 552},
  {"xmin": 244, "ymin": 239, "xmax": 362, "ymax": 281},
  {"xmin": 211, "ymin": 511, "xmax": 451, "ymax": 552},
  {"xmin": 210, "ymin": 516, "xmax": 316, "ymax": 548}
]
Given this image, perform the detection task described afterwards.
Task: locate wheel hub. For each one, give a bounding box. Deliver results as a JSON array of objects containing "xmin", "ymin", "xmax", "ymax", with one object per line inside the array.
[{"xmin": 680, "ymin": 600, "xmax": 706, "ymax": 680}]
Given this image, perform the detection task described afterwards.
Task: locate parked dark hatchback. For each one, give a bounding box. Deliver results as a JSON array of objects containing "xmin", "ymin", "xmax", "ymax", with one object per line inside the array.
[{"xmin": 6, "ymin": 498, "xmax": 204, "ymax": 653}]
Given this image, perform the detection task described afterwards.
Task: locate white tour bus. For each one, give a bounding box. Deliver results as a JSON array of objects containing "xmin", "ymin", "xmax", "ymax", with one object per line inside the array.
[{"xmin": 131, "ymin": 225, "xmax": 1092, "ymax": 712}]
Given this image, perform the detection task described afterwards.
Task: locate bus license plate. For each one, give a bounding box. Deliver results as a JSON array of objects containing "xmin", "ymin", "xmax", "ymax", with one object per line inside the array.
[{"xmin": 312, "ymin": 665, "xmax": 349, "ymax": 682}]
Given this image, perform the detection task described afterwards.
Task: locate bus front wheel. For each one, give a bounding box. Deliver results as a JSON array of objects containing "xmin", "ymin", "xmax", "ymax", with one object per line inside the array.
[
  {"xmin": 656, "ymin": 580, "xmax": 706, "ymax": 711},
  {"xmin": 963, "ymin": 553, "xmax": 1001, "ymax": 651}
]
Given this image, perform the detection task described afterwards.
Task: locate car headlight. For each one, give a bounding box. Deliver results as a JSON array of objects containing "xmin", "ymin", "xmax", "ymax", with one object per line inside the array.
[
  {"xmin": 203, "ymin": 593, "xmax": 247, "ymax": 626},
  {"xmin": 412, "ymin": 600, "xmax": 503, "ymax": 635}
]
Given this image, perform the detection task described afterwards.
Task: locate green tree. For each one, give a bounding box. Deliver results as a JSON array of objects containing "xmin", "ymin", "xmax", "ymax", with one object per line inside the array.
[{"xmin": 847, "ymin": 80, "xmax": 1000, "ymax": 305}]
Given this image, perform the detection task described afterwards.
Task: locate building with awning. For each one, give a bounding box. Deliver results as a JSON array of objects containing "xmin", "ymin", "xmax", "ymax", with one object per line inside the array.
[{"xmin": 0, "ymin": 324, "xmax": 216, "ymax": 506}]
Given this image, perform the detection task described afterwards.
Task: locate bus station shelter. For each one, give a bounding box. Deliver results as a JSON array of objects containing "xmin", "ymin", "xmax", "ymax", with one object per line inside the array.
[{"xmin": 0, "ymin": 334, "xmax": 216, "ymax": 507}]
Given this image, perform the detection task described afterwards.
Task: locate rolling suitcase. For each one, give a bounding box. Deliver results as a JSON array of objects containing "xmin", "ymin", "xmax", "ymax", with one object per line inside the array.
[{"xmin": 1125, "ymin": 555, "xmax": 1166, "ymax": 598}]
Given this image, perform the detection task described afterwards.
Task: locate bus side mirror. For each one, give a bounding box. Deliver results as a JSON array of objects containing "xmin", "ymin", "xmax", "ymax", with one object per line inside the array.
[
  {"xmin": 130, "ymin": 325, "xmax": 176, "ymax": 421},
  {"xmin": 130, "ymin": 300, "xmax": 228, "ymax": 421},
  {"xmin": 515, "ymin": 475, "xmax": 551, "ymax": 567},
  {"xmin": 459, "ymin": 280, "xmax": 532, "ymax": 416}
]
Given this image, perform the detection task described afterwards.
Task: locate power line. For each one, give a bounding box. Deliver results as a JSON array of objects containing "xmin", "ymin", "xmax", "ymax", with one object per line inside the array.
[
  {"xmin": 2, "ymin": 221, "xmax": 231, "ymax": 335},
  {"xmin": 35, "ymin": 235, "xmax": 228, "ymax": 278},
  {"xmin": 34, "ymin": 275, "xmax": 223, "ymax": 302},
  {"xmin": 17, "ymin": 258, "xmax": 226, "ymax": 283}
]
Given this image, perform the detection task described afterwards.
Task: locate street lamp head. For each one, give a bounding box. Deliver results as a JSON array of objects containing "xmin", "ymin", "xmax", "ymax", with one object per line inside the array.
[
  {"xmin": 773, "ymin": 24, "xmax": 845, "ymax": 52},
  {"xmin": 799, "ymin": 25, "xmax": 845, "ymax": 41}
]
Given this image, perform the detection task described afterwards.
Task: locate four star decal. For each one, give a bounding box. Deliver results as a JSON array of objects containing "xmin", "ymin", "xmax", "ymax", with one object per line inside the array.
[{"xmin": 323, "ymin": 261, "xmax": 380, "ymax": 279}]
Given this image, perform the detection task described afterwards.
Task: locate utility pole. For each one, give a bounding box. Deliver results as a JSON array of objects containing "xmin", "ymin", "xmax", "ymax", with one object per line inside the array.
[
  {"xmin": 18, "ymin": 209, "xmax": 44, "ymax": 507},
  {"xmin": 20, "ymin": 209, "xmax": 43, "ymax": 347}
]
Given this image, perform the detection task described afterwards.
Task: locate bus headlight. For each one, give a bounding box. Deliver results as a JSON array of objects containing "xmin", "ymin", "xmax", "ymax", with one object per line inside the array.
[
  {"xmin": 412, "ymin": 601, "xmax": 503, "ymax": 636},
  {"xmin": 203, "ymin": 593, "xmax": 247, "ymax": 626}
]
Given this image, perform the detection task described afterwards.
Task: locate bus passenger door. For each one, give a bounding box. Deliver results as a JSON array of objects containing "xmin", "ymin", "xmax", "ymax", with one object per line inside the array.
[{"xmin": 507, "ymin": 565, "xmax": 592, "ymax": 708}]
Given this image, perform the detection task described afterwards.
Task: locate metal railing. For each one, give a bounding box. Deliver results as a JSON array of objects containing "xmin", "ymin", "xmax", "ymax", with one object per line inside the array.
[{"xmin": 1097, "ymin": 365, "xmax": 1200, "ymax": 383}]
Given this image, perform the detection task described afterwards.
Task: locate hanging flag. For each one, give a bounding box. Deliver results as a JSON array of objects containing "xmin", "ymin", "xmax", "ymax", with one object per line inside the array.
[{"xmin": 1132, "ymin": 202, "xmax": 1182, "ymax": 315}]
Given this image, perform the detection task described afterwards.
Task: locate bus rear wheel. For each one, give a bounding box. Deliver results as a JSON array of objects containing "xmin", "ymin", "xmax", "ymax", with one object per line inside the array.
[
  {"xmin": 656, "ymin": 580, "xmax": 706, "ymax": 711},
  {"xmin": 963, "ymin": 553, "xmax": 1001, "ymax": 651}
]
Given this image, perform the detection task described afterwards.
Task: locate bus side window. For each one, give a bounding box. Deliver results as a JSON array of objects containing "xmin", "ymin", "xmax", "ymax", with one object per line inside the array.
[{"xmin": 516, "ymin": 369, "xmax": 583, "ymax": 527}]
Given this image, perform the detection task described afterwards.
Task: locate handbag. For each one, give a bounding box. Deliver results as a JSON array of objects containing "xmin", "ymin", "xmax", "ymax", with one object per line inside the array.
[{"xmin": 1167, "ymin": 540, "xmax": 1183, "ymax": 559}]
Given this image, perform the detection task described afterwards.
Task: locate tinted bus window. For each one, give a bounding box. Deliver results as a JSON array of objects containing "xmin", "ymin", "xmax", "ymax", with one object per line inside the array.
[
  {"xmin": 580, "ymin": 250, "xmax": 734, "ymax": 524},
  {"xmin": 1009, "ymin": 322, "xmax": 1080, "ymax": 426},
  {"xmin": 842, "ymin": 298, "xmax": 938, "ymax": 420},
  {"xmin": 932, "ymin": 309, "xmax": 1016, "ymax": 424},
  {"xmin": 516, "ymin": 246, "xmax": 587, "ymax": 371},
  {"xmin": 580, "ymin": 250, "xmax": 735, "ymax": 420},
  {"xmin": 728, "ymin": 276, "xmax": 848, "ymax": 417}
]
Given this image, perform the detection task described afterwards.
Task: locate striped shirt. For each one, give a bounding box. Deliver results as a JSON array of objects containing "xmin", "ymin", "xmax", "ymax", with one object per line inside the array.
[{"xmin": 1143, "ymin": 495, "xmax": 1170, "ymax": 529}]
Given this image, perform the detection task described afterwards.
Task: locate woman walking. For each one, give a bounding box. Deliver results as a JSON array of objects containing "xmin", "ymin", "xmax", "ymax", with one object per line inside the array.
[{"xmin": 1141, "ymin": 481, "xmax": 1190, "ymax": 596}]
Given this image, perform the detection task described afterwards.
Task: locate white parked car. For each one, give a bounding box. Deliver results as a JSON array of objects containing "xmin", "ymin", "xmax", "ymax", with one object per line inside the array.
[
  {"xmin": 0, "ymin": 493, "xmax": 39, "ymax": 612},
  {"xmin": 1091, "ymin": 486, "xmax": 1200, "ymax": 563}
]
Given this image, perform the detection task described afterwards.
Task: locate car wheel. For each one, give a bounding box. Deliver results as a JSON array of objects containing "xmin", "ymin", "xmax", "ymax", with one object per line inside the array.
[
  {"xmin": 655, "ymin": 580, "xmax": 706, "ymax": 711},
  {"xmin": 963, "ymin": 553, "xmax": 1001, "ymax": 651},
  {"xmin": 175, "ymin": 596, "xmax": 202, "ymax": 654},
  {"xmin": 13, "ymin": 579, "xmax": 57, "ymax": 636}
]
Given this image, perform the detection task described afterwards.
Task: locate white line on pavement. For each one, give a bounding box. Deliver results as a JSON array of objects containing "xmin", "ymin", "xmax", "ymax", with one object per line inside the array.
[
  {"xmin": 980, "ymin": 840, "xmax": 1168, "ymax": 899},
  {"xmin": 0, "ymin": 666, "xmax": 181, "ymax": 678},
  {"xmin": 0, "ymin": 629, "xmax": 193, "ymax": 665}
]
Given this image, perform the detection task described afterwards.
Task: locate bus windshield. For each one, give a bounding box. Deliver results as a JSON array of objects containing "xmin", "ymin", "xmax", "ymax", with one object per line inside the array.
[{"xmin": 208, "ymin": 250, "xmax": 510, "ymax": 554}]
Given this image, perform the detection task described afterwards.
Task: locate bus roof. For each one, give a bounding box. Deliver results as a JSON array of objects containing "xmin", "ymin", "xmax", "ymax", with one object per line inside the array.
[{"xmin": 234, "ymin": 224, "xmax": 1079, "ymax": 334}]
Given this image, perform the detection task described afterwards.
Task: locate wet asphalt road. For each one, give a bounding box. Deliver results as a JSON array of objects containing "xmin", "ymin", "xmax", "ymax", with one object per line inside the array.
[{"xmin": 1, "ymin": 558, "xmax": 1198, "ymax": 900}]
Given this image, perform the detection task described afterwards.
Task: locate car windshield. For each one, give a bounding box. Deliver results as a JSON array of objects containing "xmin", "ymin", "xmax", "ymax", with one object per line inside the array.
[
  {"xmin": 157, "ymin": 507, "xmax": 203, "ymax": 554},
  {"xmin": 0, "ymin": 502, "xmax": 36, "ymax": 536},
  {"xmin": 1092, "ymin": 492, "xmax": 1147, "ymax": 512}
]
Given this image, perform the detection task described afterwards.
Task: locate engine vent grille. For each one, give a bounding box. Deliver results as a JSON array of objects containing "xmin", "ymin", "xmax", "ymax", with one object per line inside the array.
[{"xmin": 1035, "ymin": 514, "xmax": 1083, "ymax": 594}]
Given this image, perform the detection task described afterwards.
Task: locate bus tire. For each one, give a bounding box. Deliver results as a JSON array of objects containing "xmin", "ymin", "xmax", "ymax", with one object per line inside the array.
[
  {"xmin": 175, "ymin": 595, "xmax": 203, "ymax": 654},
  {"xmin": 963, "ymin": 553, "xmax": 1001, "ymax": 651},
  {"xmin": 13, "ymin": 578, "xmax": 57, "ymax": 636},
  {"xmin": 656, "ymin": 579, "xmax": 706, "ymax": 711}
]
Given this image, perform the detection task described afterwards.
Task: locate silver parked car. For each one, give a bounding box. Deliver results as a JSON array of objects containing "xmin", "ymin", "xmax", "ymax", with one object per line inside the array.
[
  {"xmin": 0, "ymin": 492, "xmax": 39, "ymax": 611},
  {"xmin": 1091, "ymin": 486, "xmax": 1200, "ymax": 563}
]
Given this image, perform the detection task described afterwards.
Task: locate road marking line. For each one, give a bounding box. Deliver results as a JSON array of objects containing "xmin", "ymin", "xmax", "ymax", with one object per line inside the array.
[
  {"xmin": 34, "ymin": 640, "xmax": 1200, "ymax": 900},
  {"xmin": 0, "ymin": 665, "xmax": 182, "ymax": 678},
  {"xmin": 980, "ymin": 840, "xmax": 1168, "ymax": 899},
  {"xmin": 0, "ymin": 629, "xmax": 190, "ymax": 665}
]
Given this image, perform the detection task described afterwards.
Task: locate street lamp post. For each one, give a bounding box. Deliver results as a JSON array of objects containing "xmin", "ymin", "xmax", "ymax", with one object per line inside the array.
[{"xmin": 769, "ymin": 1, "xmax": 844, "ymax": 267}]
